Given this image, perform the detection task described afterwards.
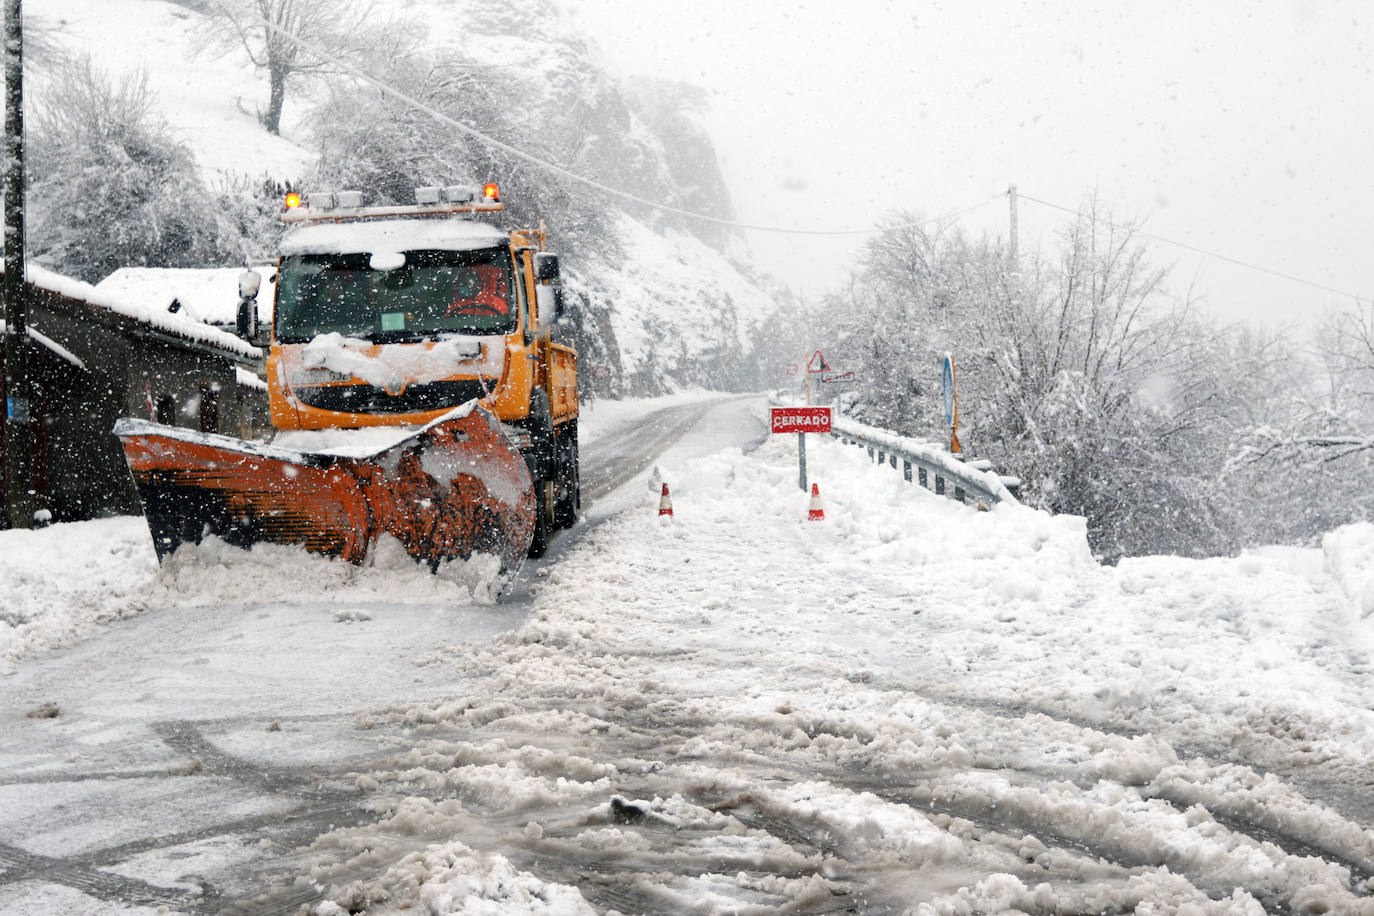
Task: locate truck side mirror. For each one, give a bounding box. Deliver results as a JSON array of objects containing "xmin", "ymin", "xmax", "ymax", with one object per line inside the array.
[
  {"xmin": 534, "ymin": 252, "xmax": 560, "ymax": 283},
  {"xmin": 533, "ymin": 253, "xmax": 565, "ymax": 327},
  {"xmin": 236, "ymin": 297, "xmax": 262, "ymax": 344},
  {"xmin": 238, "ymin": 269, "xmax": 262, "ymax": 300},
  {"xmin": 236, "ymin": 269, "xmax": 269, "ymax": 347},
  {"xmin": 535, "ymin": 283, "xmax": 565, "ymax": 325}
]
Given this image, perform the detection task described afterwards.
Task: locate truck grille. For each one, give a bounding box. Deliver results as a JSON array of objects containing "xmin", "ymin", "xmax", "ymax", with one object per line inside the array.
[{"xmin": 293, "ymin": 380, "xmax": 490, "ymax": 414}]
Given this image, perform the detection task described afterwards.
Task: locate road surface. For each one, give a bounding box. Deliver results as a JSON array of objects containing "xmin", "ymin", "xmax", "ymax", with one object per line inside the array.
[{"xmin": 3, "ymin": 395, "xmax": 1373, "ymax": 914}]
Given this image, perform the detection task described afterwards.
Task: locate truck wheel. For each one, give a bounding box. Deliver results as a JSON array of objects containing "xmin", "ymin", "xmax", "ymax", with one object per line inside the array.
[
  {"xmin": 529, "ymin": 480, "xmax": 554, "ymax": 558},
  {"xmin": 525, "ymin": 390, "xmax": 555, "ymax": 558},
  {"xmin": 555, "ymin": 421, "xmax": 579, "ymax": 529}
]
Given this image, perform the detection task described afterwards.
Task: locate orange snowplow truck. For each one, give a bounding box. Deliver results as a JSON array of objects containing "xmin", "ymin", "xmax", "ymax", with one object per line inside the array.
[{"xmin": 115, "ymin": 184, "xmax": 579, "ymax": 585}]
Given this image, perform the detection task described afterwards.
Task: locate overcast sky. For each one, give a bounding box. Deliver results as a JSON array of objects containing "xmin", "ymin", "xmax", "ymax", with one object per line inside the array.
[{"xmin": 569, "ymin": 0, "xmax": 1371, "ymax": 327}]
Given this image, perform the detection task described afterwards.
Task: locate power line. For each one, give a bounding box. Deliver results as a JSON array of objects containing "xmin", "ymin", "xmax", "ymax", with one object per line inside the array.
[
  {"xmin": 1017, "ymin": 192, "xmax": 1366, "ymax": 302},
  {"xmin": 252, "ymin": 9, "xmax": 1366, "ymax": 298},
  {"xmin": 253, "ymin": 15, "xmax": 1003, "ymax": 238}
]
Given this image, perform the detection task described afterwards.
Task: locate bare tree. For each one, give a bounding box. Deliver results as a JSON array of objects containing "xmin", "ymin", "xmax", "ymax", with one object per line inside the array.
[{"xmin": 195, "ymin": 0, "xmax": 391, "ymax": 135}]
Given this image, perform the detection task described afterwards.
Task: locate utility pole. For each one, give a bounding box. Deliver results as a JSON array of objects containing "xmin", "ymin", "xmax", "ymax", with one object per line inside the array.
[
  {"xmin": 4, "ymin": 0, "xmax": 33, "ymax": 529},
  {"xmin": 1007, "ymin": 182, "xmax": 1019, "ymax": 268}
]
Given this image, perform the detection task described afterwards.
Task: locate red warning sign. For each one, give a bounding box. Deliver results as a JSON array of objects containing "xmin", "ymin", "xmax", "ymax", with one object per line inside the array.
[
  {"xmin": 771, "ymin": 407, "xmax": 832, "ymax": 434},
  {"xmin": 805, "ymin": 350, "xmax": 831, "ymax": 373}
]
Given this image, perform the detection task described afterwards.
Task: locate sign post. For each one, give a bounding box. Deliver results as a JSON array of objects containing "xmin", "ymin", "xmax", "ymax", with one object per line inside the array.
[
  {"xmin": 771, "ymin": 406, "xmax": 832, "ymax": 491},
  {"xmin": 804, "ymin": 350, "xmax": 831, "ymax": 406},
  {"xmin": 942, "ymin": 353, "xmax": 960, "ymax": 454}
]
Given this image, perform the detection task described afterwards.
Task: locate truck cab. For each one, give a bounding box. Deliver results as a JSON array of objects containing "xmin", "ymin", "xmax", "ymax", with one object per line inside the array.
[{"xmin": 263, "ymin": 185, "xmax": 579, "ymax": 554}]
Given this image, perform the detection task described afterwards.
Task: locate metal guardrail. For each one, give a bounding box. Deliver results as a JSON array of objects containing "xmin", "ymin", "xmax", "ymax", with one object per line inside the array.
[{"xmin": 828, "ymin": 415, "xmax": 1021, "ymax": 509}]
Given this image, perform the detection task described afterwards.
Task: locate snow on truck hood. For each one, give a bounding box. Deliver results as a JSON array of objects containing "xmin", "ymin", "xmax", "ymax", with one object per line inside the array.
[{"xmin": 279, "ymin": 218, "xmax": 508, "ymax": 256}]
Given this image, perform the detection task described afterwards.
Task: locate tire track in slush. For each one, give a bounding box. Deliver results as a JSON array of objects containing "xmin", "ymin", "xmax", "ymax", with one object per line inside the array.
[
  {"xmin": 580, "ymin": 397, "xmax": 747, "ymax": 505},
  {"xmin": 0, "ymin": 719, "xmax": 375, "ymax": 914},
  {"xmin": 283, "ymin": 681, "xmax": 1374, "ymax": 915},
  {"xmin": 847, "ymin": 672, "xmax": 1374, "ymax": 884},
  {"xmin": 0, "ymin": 843, "xmax": 202, "ymax": 911}
]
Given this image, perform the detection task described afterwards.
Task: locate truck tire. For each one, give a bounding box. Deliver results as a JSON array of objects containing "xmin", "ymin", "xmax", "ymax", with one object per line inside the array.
[
  {"xmin": 555, "ymin": 421, "xmax": 579, "ymax": 529},
  {"xmin": 525, "ymin": 390, "xmax": 555, "ymax": 558},
  {"xmin": 529, "ymin": 480, "xmax": 554, "ymax": 558}
]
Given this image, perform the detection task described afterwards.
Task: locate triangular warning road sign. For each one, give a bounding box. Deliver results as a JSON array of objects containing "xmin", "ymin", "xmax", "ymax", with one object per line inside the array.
[{"xmin": 806, "ymin": 349, "xmax": 831, "ymax": 373}]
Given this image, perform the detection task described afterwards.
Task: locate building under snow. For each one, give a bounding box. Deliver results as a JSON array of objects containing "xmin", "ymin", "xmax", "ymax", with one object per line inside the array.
[{"xmin": 1, "ymin": 265, "xmax": 268, "ymax": 526}]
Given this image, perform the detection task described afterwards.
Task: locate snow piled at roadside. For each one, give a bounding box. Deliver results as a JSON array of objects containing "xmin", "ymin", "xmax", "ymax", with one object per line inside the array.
[
  {"xmin": 0, "ymin": 521, "xmax": 503, "ymax": 671},
  {"xmin": 1324, "ymin": 522, "xmax": 1374, "ymax": 618},
  {"xmin": 528, "ymin": 430, "xmax": 1373, "ymax": 768},
  {"xmin": 0, "ymin": 518, "xmax": 157, "ymax": 673}
]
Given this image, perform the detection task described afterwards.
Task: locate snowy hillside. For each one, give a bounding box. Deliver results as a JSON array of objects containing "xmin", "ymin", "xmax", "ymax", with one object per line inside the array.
[
  {"xmin": 33, "ymin": 0, "xmax": 776, "ymax": 392},
  {"xmin": 571, "ymin": 214, "xmax": 776, "ymax": 389},
  {"xmin": 35, "ymin": 0, "xmax": 315, "ymax": 183}
]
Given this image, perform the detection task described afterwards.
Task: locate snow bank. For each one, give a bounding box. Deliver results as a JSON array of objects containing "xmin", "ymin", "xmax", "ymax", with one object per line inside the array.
[
  {"xmin": 0, "ymin": 520, "xmax": 511, "ymax": 670},
  {"xmin": 1323, "ymin": 522, "xmax": 1374, "ymax": 617},
  {"xmin": 0, "ymin": 518, "xmax": 158, "ymax": 671}
]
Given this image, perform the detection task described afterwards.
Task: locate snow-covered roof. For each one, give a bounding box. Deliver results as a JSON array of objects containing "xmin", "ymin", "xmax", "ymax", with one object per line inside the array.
[
  {"xmin": 235, "ymin": 366, "xmax": 267, "ymax": 390},
  {"xmin": 28, "ymin": 327, "xmax": 87, "ymax": 371},
  {"xmin": 95, "ymin": 266, "xmax": 277, "ymax": 327},
  {"xmin": 0, "ymin": 321, "xmax": 90, "ymax": 371},
  {"xmin": 26, "ymin": 263, "xmax": 262, "ymax": 362},
  {"xmin": 279, "ymin": 218, "xmax": 508, "ymax": 256}
]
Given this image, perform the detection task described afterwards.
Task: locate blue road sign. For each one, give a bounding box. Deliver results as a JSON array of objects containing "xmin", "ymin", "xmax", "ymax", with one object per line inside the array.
[{"xmin": 941, "ymin": 355, "xmax": 955, "ymax": 426}]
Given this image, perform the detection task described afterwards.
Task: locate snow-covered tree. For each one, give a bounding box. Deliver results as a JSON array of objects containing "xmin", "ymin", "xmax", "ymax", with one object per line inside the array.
[
  {"xmin": 1223, "ymin": 305, "xmax": 1374, "ymax": 543},
  {"xmin": 304, "ymin": 36, "xmax": 619, "ymax": 264},
  {"xmin": 194, "ymin": 0, "xmax": 408, "ymax": 136},
  {"xmin": 821, "ymin": 199, "xmax": 1261, "ymax": 558},
  {"xmin": 816, "ymin": 216, "xmax": 982, "ymax": 436},
  {"xmin": 27, "ymin": 57, "xmax": 240, "ymax": 282}
]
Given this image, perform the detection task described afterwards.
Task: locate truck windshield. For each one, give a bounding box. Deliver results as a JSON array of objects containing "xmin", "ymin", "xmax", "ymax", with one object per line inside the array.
[{"xmin": 274, "ymin": 247, "xmax": 517, "ymax": 344}]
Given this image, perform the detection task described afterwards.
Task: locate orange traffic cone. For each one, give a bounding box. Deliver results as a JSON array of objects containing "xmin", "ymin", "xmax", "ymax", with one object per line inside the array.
[
  {"xmin": 807, "ymin": 483, "xmax": 825, "ymax": 521},
  {"xmin": 658, "ymin": 483, "xmax": 674, "ymax": 517}
]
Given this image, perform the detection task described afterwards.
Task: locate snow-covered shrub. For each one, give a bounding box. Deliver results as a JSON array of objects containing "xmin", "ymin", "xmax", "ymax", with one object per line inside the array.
[{"xmin": 28, "ymin": 57, "xmax": 242, "ymax": 282}]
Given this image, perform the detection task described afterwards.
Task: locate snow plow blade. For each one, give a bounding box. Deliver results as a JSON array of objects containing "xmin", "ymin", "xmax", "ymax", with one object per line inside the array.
[{"xmin": 113, "ymin": 403, "xmax": 535, "ymax": 580}]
